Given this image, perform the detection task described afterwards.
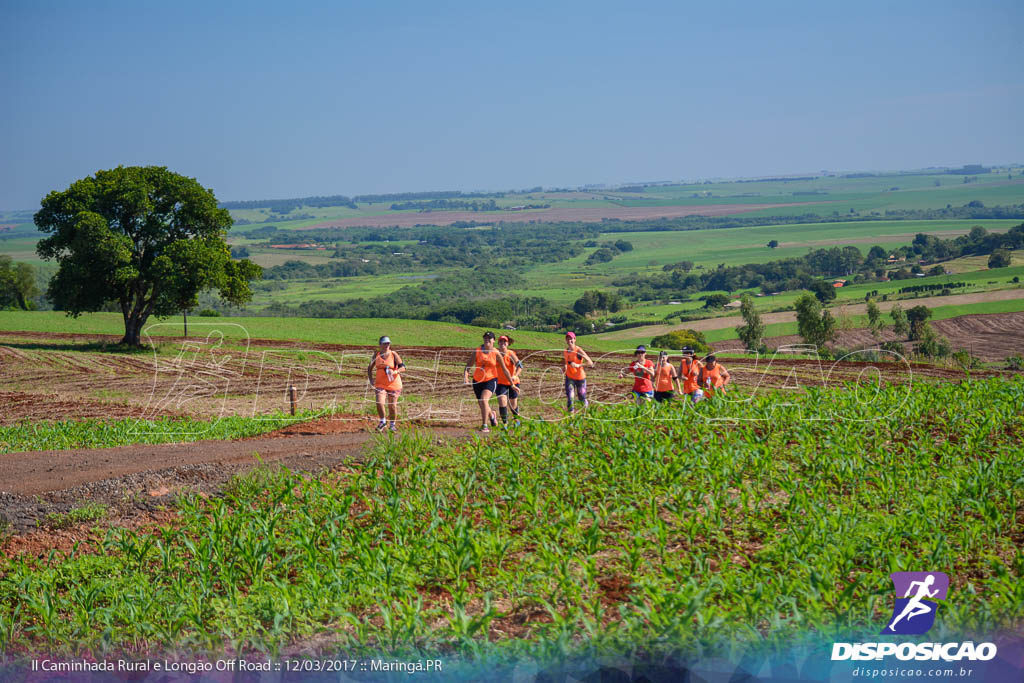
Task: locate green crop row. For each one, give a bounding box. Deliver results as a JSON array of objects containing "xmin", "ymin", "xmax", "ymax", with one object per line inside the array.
[
  {"xmin": 0, "ymin": 413, "xmax": 312, "ymax": 455},
  {"xmin": 0, "ymin": 376, "xmax": 1021, "ymax": 661}
]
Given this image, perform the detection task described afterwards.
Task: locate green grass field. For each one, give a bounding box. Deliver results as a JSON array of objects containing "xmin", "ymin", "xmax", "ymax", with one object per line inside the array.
[
  {"xmin": 1, "ymin": 377, "xmax": 1021, "ymax": 658},
  {"xmin": 0, "ymin": 311, "xmax": 629, "ymax": 351}
]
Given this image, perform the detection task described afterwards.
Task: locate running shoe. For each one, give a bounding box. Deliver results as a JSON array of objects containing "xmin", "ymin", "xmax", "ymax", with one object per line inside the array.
[
  {"xmin": 389, "ymin": 423, "xmax": 398, "ymax": 433},
  {"xmin": 480, "ymin": 426, "xmax": 490, "ymax": 434},
  {"xmin": 375, "ymin": 421, "xmax": 387, "ymax": 433},
  {"xmin": 489, "ymin": 411, "xmax": 497, "ymax": 427}
]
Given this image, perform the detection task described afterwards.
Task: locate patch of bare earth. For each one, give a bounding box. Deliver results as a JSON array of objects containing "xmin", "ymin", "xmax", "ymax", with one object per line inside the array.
[{"xmin": 713, "ymin": 311, "xmax": 1024, "ymax": 362}]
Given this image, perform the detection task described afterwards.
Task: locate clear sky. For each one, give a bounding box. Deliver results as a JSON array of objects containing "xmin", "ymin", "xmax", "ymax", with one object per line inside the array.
[{"xmin": 1, "ymin": 0, "xmax": 1021, "ymax": 209}]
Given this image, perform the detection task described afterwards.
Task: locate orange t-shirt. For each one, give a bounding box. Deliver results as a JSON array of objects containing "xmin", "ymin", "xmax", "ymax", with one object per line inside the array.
[
  {"xmin": 373, "ymin": 350, "xmax": 403, "ymax": 391},
  {"xmin": 679, "ymin": 358, "xmax": 702, "ymax": 393},
  {"xmin": 498, "ymin": 350, "xmax": 520, "ymax": 386},
  {"xmin": 473, "ymin": 348, "xmax": 499, "ymax": 382},
  {"xmin": 564, "ymin": 347, "xmax": 586, "ymax": 380},
  {"xmin": 655, "ymin": 362, "xmax": 676, "ymax": 392},
  {"xmin": 702, "ymin": 364, "xmax": 728, "ymax": 396}
]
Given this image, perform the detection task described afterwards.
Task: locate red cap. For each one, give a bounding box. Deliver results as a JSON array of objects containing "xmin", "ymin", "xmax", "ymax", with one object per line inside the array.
[{"xmin": 565, "ymin": 331, "xmax": 576, "ymax": 339}]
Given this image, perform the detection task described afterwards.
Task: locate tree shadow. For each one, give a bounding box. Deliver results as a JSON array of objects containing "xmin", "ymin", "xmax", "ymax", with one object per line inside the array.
[{"xmin": 0, "ymin": 340, "xmax": 157, "ymax": 354}]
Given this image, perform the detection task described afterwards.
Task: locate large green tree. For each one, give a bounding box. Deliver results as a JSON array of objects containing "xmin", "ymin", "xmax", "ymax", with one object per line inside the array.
[{"xmin": 35, "ymin": 166, "xmax": 261, "ymax": 346}]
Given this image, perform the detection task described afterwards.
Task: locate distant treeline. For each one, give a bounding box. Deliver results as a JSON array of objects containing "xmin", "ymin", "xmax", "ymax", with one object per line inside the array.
[
  {"xmin": 899, "ymin": 282, "xmax": 967, "ymax": 295},
  {"xmin": 390, "ymin": 199, "xmax": 502, "ymax": 211},
  {"xmin": 221, "ymin": 195, "xmax": 358, "ymax": 211},
  {"xmin": 737, "ymin": 176, "xmax": 818, "ymax": 183},
  {"xmin": 613, "ymin": 221, "xmax": 1024, "ymax": 300},
  {"xmin": 260, "ymin": 267, "xmax": 579, "ymax": 330},
  {"xmin": 260, "ymin": 222, "xmax": 601, "ymax": 280},
  {"xmin": 354, "ymin": 191, "xmax": 504, "ymax": 203}
]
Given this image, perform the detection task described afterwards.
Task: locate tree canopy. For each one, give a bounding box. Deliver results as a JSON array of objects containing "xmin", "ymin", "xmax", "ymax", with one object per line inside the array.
[
  {"xmin": 795, "ymin": 294, "xmax": 836, "ymax": 351},
  {"xmin": 0, "ymin": 257, "xmax": 39, "ymax": 310},
  {"xmin": 35, "ymin": 166, "xmax": 261, "ymax": 345}
]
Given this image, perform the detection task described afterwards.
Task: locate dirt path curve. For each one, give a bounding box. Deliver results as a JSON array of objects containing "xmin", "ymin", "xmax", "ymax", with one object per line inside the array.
[
  {"xmin": 598, "ymin": 287, "xmax": 1024, "ymax": 341},
  {"xmin": 1, "ymin": 427, "xmax": 469, "ymax": 497}
]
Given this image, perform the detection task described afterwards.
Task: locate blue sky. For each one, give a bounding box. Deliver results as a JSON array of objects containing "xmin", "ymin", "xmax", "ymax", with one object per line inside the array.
[{"xmin": 1, "ymin": 0, "xmax": 1021, "ymax": 208}]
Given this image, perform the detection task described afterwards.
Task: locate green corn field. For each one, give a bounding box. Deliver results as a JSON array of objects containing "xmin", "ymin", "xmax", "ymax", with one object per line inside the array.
[{"xmin": 0, "ymin": 376, "xmax": 1021, "ymax": 661}]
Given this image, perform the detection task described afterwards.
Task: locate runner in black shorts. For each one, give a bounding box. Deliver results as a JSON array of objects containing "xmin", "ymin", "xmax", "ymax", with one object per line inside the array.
[
  {"xmin": 464, "ymin": 332, "xmax": 506, "ymax": 433},
  {"xmin": 494, "ymin": 334, "xmax": 522, "ymax": 424}
]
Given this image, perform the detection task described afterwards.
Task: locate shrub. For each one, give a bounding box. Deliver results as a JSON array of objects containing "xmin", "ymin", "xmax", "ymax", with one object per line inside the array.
[
  {"xmin": 650, "ymin": 329, "xmax": 710, "ymax": 353},
  {"xmin": 1006, "ymin": 354, "xmax": 1024, "ymax": 371},
  {"xmin": 198, "ymin": 309, "xmax": 221, "ymax": 317},
  {"xmin": 951, "ymin": 349, "xmax": 985, "ymax": 371}
]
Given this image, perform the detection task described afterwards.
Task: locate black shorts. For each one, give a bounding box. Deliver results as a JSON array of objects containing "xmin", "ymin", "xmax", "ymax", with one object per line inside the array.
[
  {"xmin": 654, "ymin": 391, "xmax": 674, "ymax": 402},
  {"xmin": 473, "ymin": 379, "xmax": 498, "ymax": 399},
  {"xmin": 495, "ymin": 383, "xmax": 520, "ymax": 398}
]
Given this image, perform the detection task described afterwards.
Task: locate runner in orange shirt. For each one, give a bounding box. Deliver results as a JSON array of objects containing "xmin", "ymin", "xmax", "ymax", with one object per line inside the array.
[
  {"xmin": 464, "ymin": 331, "xmax": 513, "ymax": 433},
  {"xmin": 366, "ymin": 335, "xmax": 405, "ymax": 433},
  {"xmin": 652, "ymin": 350, "xmax": 681, "ymax": 403},
  {"xmin": 678, "ymin": 346, "xmax": 704, "ymax": 403},
  {"xmin": 619, "ymin": 345, "xmax": 656, "ymax": 405},
  {"xmin": 563, "ymin": 331, "xmax": 594, "ymax": 414},
  {"xmin": 495, "ymin": 335, "xmax": 522, "ymax": 426},
  {"xmin": 699, "ymin": 354, "xmax": 731, "ymax": 398}
]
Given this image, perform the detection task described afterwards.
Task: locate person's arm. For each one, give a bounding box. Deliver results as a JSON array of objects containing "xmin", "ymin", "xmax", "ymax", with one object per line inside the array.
[
  {"xmin": 579, "ymin": 349, "xmax": 595, "ymax": 368},
  {"xmin": 393, "ymin": 352, "xmax": 406, "ymax": 375},
  {"xmin": 367, "ymin": 353, "xmax": 377, "ymax": 384},
  {"xmin": 721, "ymin": 366, "xmax": 731, "ymax": 386},
  {"xmin": 464, "ymin": 352, "xmax": 476, "ymax": 384}
]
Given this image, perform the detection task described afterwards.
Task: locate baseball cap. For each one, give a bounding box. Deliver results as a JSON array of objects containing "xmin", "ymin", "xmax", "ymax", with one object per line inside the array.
[
  {"xmin": 498, "ymin": 335, "xmax": 510, "ymax": 343},
  {"xmin": 635, "ymin": 345, "xmax": 647, "ymax": 353},
  {"xmin": 482, "ymin": 331, "xmax": 495, "ymax": 340},
  {"xmin": 565, "ymin": 331, "xmax": 576, "ymax": 340},
  {"xmin": 705, "ymin": 354, "xmax": 717, "ymax": 362},
  {"xmin": 378, "ymin": 336, "xmax": 391, "ymax": 344},
  {"xmin": 681, "ymin": 347, "xmax": 694, "ymax": 355}
]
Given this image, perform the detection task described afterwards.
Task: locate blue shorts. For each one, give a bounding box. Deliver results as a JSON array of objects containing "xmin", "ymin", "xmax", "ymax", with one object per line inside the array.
[{"xmin": 632, "ymin": 390, "xmax": 654, "ymax": 400}]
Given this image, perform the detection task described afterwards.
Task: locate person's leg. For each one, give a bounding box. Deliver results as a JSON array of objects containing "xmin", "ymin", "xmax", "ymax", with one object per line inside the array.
[
  {"xmin": 387, "ymin": 392, "xmax": 398, "ymax": 429},
  {"xmin": 496, "ymin": 385, "xmax": 509, "ymax": 423},
  {"xmin": 509, "ymin": 386, "xmax": 520, "ymax": 416},
  {"xmin": 479, "ymin": 390, "xmax": 494, "ymax": 428},
  {"xmin": 564, "ymin": 376, "xmax": 575, "ymax": 413},
  {"xmin": 374, "ymin": 390, "xmax": 387, "ymax": 430},
  {"xmin": 577, "ymin": 379, "xmax": 588, "ymax": 409}
]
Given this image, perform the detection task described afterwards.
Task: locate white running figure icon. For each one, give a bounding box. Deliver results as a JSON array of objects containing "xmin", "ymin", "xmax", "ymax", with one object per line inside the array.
[{"xmin": 887, "ymin": 574, "xmax": 939, "ymax": 632}]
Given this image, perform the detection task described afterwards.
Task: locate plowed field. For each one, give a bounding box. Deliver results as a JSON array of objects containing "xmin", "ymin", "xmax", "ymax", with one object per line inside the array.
[{"xmin": 713, "ymin": 311, "xmax": 1024, "ymax": 362}]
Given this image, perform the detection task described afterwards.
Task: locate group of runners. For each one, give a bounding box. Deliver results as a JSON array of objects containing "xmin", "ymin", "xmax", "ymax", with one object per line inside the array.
[{"xmin": 367, "ymin": 331, "xmax": 730, "ymax": 433}]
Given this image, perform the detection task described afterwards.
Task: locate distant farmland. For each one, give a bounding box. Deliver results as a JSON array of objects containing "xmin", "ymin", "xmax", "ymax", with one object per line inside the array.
[{"xmin": 305, "ymin": 201, "xmax": 820, "ymax": 229}]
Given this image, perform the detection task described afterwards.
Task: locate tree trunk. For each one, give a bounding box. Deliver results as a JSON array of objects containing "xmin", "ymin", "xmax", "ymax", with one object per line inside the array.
[{"xmin": 120, "ymin": 313, "xmax": 146, "ymax": 347}]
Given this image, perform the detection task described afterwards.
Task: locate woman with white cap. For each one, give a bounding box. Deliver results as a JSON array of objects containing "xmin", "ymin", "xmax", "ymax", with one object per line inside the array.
[
  {"xmin": 367, "ymin": 335, "xmax": 405, "ymax": 432},
  {"xmin": 563, "ymin": 331, "xmax": 594, "ymax": 414}
]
